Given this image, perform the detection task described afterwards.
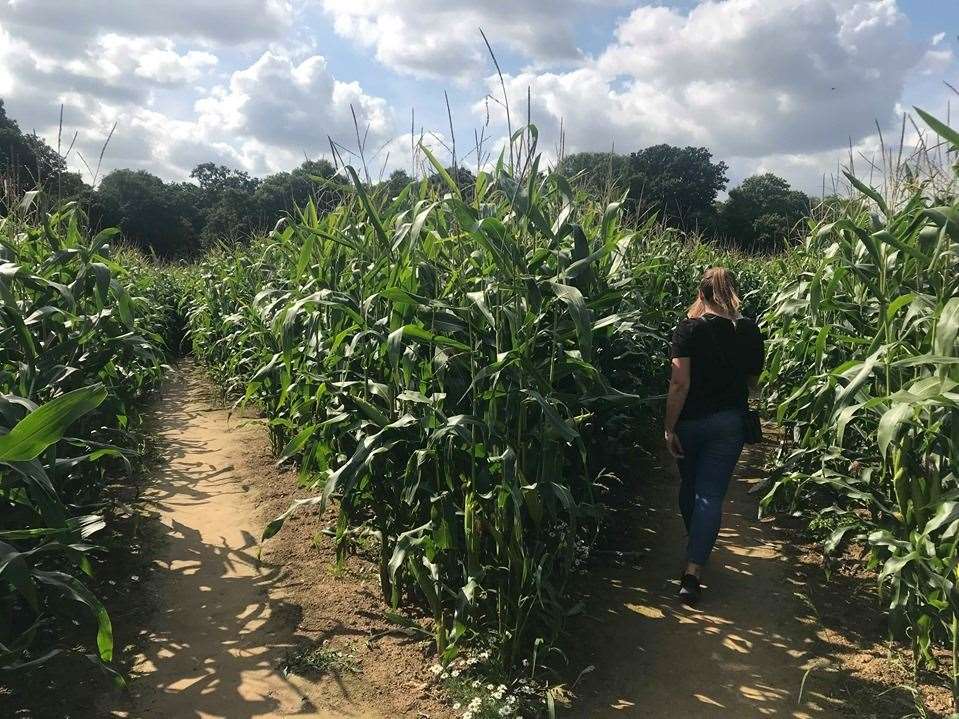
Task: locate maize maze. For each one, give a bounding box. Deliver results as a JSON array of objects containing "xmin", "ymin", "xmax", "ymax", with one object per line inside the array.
[
  {"xmin": 1, "ymin": 197, "xmax": 179, "ymax": 677},
  {"xmin": 1, "ymin": 110, "xmax": 957, "ymax": 710}
]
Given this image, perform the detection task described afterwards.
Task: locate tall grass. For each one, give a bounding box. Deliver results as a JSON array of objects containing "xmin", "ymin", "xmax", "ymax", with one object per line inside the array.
[
  {"xmin": 183, "ymin": 134, "xmax": 776, "ymax": 674},
  {"xmin": 761, "ymin": 108, "xmax": 959, "ymax": 701},
  {"xmin": 0, "ymin": 196, "xmax": 178, "ymax": 676}
]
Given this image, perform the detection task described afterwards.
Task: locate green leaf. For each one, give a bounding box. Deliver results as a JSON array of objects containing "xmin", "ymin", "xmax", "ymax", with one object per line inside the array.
[
  {"xmin": 0, "ymin": 540, "xmax": 40, "ymax": 611},
  {"xmin": 879, "ymin": 552, "xmax": 917, "ymax": 580},
  {"xmin": 824, "ymin": 524, "xmax": 857, "ymax": 554},
  {"xmin": 398, "ymin": 324, "xmax": 470, "ymax": 352},
  {"xmin": 34, "ymin": 570, "xmax": 114, "ymax": 663},
  {"xmin": 924, "ymin": 502, "xmax": 959, "ymax": 536},
  {"xmin": 420, "ymin": 145, "xmax": 461, "ymax": 198},
  {"xmin": 877, "ymin": 402, "xmax": 914, "ymax": 457},
  {"xmin": 934, "ymin": 297, "xmax": 959, "ymax": 358},
  {"xmin": 550, "ymin": 281, "xmax": 593, "ymax": 360},
  {"xmin": 915, "ymin": 107, "xmax": 959, "ymax": 149},
  {"xmin": 275, "ymin": 424, "xmax": 317, "ymax": 465},
  {"xmin": 344, "ymin": 165, "xmax": 390, "ymax": 252},
  {"xmin": 843, "ymin": 171, "xmax": 887, "ymax": 215},
  {"xmin": 524, "ymin": 390, "xmax": 578, "ymax": 443},
  {"xmin": 0, "ymin": 385, "xmax": 107, "ymax": 462}
]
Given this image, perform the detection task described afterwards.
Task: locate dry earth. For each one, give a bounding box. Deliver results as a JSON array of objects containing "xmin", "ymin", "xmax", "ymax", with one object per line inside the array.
[
  {"xmin": 2, "ymin": 363, "xmax": 952, "ymax": 718},
  {"xmin": 98, "ymin": 363, "xmax": 450, "ymax": 719},
  {"xmin": 562, "ymin": 443, "xmax": 952, "ymax": 718}
]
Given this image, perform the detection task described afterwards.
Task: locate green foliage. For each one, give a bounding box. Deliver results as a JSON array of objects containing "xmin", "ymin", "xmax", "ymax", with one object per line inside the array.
[
  {"xmin": 97, "ymin": 169, "xmax": 201, "ymax": 257},
  {"xmin": 182, "ymin": 133, "xmax": 775, "ymax": 678},
  {"xmin": 190, "ymin": 162, "xmax": 259, "ymax": 197},
  {"xmin": 0, "ymin": 198, "xmax": 177, "ymax": 675},
  {"xmin": 93, "ymin": 159, "xmax": 349, "ymax": 257},
  {"xmin": 760, "ymin": 109, "xmax": 959, "ymax": 697},
  {"xmin": 0, "ymin": 99, "xmax": 89, "ymax": 213},
  {"xmin": 555, "ymin": 152, "xmax": 630, "ymax": 200},
  {"xmin": 556, "ymin": 145, "xmax": 730, "ymax": 232},
  {"xmin": 253, "ymin": 159, "xmax": 345, "ymax": 231},
  {"xmin": 719, "ymin": 173, "xmax": 811, "ymax": 252},
  {"xmin": 625, "ymin": 144, "xmax": 729, "ymax": 229},
  {"xmin": 381, "ymin": 169, "xmax": 416, "ymax": 200}
]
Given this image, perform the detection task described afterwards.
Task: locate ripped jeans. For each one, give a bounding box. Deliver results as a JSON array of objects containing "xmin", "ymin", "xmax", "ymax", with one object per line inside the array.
[{"xmin": 676, "ymin": 408, "xmax": 745, "ymax": 565}]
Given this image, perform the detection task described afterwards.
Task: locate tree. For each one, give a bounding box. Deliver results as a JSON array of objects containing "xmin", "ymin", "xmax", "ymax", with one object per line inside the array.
[
  {"xmin": 719, "ymin": 173, "xmax": 810, "ymax": 252},
  {"xmin": 188, "ymin": 163, "xmax": 260, "ymax": 243},
  {"xmin": 97, "ymin": 169, "xmax": 199, "ymax": 257},
  {"xmin": 189, "ymin": 162, "xmax": 258, "ymax": 200},
  {"xmin": 382, "ymin": 169, "xmax": 414, "ymax": 199},
  {"xmin": 428, "ymin": 165, "xmax": 475, "ymax": 202},
  {"xmin": 625, "ymin": 145, "xmax": 728, "ymax": 230},
  {"xmin": 556, "ymin": 152, "xmax": 630, "ymax": 198},
  {"xmin": 1, "ymin": 98, "xmax": 89, "ymax": 211},
  {"xmin": 253, "ymin": 159, "xmax": 344, "ymax": 227}
]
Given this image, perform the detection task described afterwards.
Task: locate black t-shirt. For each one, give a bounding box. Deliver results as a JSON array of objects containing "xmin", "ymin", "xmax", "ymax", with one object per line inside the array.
[{"xmin": 669, "ymin": 314, "xmax": 764, "ymax": 421}]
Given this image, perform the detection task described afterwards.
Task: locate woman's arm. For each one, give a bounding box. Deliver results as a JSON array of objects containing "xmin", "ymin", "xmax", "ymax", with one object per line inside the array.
[{"xmin": 664, "ymin": 356, "xmax": 690, "ymax": 458}]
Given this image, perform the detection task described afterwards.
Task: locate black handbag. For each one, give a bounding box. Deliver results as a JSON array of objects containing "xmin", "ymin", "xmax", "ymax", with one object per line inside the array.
[
  {"xmin": 743, "ymin": 408, "xmax": 763, "ymax": 445},
  {"xmin": 703, "ymin": 316, "xmax": 763, "ymax": 445}
]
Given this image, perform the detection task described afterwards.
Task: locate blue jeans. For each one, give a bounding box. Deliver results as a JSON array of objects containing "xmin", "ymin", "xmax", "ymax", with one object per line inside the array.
[{"xmin": 676, "ymin": 408, "xmax": 745, "ymax": 565}]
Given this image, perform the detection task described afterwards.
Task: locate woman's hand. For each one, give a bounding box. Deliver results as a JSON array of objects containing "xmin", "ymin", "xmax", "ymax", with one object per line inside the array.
[{"xmin": 665, "ymin": 429, "xmax": 684, "ymax": 459}]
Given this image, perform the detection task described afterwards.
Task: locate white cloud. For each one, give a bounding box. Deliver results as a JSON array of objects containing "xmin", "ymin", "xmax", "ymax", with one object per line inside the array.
[
  {"xmin": 320, "ymin": 0, "xmax": 620, "ymax": 79},
  {"xmin": 1, "ymin": 0, "xmax": 953, "ymax": 196},
  {"xmin": 0, "ymin": 23, "xmax": 19, "ymax": 96},
  {"xmin": 65, "ymin": 48, "xmax": 395, "ymax": 181},
  {"xmin": 2, "ymin": 0, "xmax": 292, "ymax": 56},
  {"xmin": 61, "ymin": 35, "xmax": 219, "ymax": 87},
  {"xmin": 474, "ymin": 0, "xmax": 943, "ymax": 193},
  {"xmin": 192, "ymin": 51, "xmax": 392, "ymax": 173},
  {"xmin": 0, "ymin": 0, "xmax": 392, "ymax": 182}
]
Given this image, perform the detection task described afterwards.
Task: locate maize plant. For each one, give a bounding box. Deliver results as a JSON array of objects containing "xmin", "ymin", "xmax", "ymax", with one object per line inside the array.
[
  {"xmin": 761, "ymin": 109, "xmax": 959, "ymax": 700},
  {"xmin": 0, "ymin": 196, "xmax": 177, "ymax": 676},
  {"xmin": 184, "ymin": 133, "xmax": 776, "ymax": 674}
]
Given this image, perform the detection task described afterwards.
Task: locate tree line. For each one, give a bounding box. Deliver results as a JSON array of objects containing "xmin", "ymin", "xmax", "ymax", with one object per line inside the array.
[
  {"xmin": 2, "ymin": 99, "xmax": 811, "ymax": 257},
  {"xmin": 557, "ymin": 146, "xmax": 812, "ymax": 252}
]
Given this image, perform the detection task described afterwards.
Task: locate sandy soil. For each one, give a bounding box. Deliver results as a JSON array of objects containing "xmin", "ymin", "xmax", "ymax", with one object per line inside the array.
[
  {"xmin": 3, "ymin": 364, "xmax": 950, "ymax": 718},
  {"xmin": 562, "ymin": 442, "xmax": 949, "ymax": 718},
  {"xmin": 97, "ymin": 364, "xmax": 409, "ymax": 719}
]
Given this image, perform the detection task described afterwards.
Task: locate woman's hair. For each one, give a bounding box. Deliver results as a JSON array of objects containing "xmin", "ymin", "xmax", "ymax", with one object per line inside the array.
[{"xmin": 687, "ymin": 266, "xmax": 742, "ymax": 319}]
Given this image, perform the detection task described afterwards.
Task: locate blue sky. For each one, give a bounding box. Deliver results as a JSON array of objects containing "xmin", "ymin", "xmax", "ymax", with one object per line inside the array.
[{"xmin": 1, "ymin": 0, "xmax": 956, "ymax": 193}]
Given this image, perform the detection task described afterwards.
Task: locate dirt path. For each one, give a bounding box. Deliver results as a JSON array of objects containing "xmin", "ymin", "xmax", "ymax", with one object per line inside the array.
[
  {"xmin": 565, "ymin": 446, "xmax": 850, "ymax": 718},
  {"xmin": 109, "ymin": 367, "xmax": 917, "ymax": 719},
  {"xmin": 101, "ymin": 365, "xmax": 385, "ymax": 719}
]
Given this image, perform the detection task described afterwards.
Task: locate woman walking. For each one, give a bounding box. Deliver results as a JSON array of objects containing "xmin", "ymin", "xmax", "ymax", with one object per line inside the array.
[{"xmin": 664, "ymin": 267, "xmax": 764, "ymax": 605}]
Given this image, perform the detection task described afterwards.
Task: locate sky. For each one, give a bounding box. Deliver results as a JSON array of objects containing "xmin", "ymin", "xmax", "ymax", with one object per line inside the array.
[{"xmin": 1, "ymin": 0, "xmax": 956, "ymax": 194}]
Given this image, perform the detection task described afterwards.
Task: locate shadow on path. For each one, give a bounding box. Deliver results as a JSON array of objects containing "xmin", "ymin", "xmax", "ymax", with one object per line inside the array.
[
  {"xmin": 563, "ymin": 444, "xmax": 917, "ymax": 718},
  {"xmin": 100, "ymin": 365, "xmax": 376, "ymax": 719}
]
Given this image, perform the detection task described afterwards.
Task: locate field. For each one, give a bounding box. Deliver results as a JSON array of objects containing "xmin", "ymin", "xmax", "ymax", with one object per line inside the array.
[{"xmin": 1, "ymin": 109, "xmax": 957, "ymax": 718}]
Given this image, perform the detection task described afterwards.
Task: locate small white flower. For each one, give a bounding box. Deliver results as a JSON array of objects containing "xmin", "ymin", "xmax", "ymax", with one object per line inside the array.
[
  {"xmin": 451, "ymin": 668, "xmax": 460, "ymax": 677},
  {"xmin": 452, "ymin": 702, "xmax": 461, "ymax": 710},
  {"xmin": 430, "ymin": 664, "xmax": 443, "ymax": 675}
]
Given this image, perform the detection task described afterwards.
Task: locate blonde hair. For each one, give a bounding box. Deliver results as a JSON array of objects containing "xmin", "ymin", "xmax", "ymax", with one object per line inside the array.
[{"xmin": 687, "ymin": 267, "xmax": 742, "ymax": 319}]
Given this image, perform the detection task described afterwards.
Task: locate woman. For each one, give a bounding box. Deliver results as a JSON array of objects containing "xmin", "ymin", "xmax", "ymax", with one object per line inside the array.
[{"xmin": 664, "ymin": 267, "xmax": 764, "ymax": 605}]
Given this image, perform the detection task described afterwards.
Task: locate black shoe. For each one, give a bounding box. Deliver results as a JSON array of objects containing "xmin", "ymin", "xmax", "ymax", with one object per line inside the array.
[{"xmin": 678, "ymin": 573, "xmax": 701, "ymax": 606}]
